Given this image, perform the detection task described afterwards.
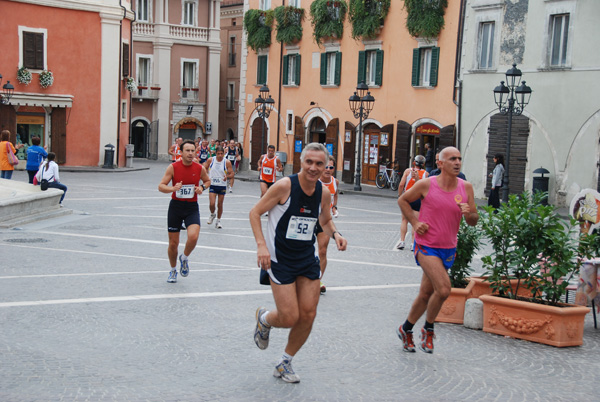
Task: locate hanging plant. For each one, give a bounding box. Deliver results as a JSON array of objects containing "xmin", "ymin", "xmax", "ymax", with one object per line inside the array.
[
  {"xmin": 403, "ymin": 0, "xmax": 448, "ymax": 38},
  {"xmin": 309, "ymin": 0, "xmax": 348, "ymax": 46},
  {"xmin": 125, "ymin": 77, "xmax": 137, "ymax": 92},
  {"xmin": 348, "ymin": 0, "xmax": 391, "ymax": 40},
  {"xmin": 244, "ymin": 9, "xmax": 275, "ymax": 52},
  {"xmin": 274, "ymin": 6, "xmax": 305, "ymax": 44},
  {"xmin": 39, "ymin": 70, "xmax": 54, "ymax": 89},
  {"xmin": 17, "ymin": 66, "xmax": 32, "ymax": 85}
]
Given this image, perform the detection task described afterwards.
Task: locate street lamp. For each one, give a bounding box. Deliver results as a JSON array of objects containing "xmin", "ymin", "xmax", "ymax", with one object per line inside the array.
[
  {"xmin": 349, "ymin": 82, "xmax": 375, "ymax": 191},
  {"xmin": 493, "ymin": 64, "xmax": 532, "ymax": 202},
  {"xmin": 254, "ymin": 85, "xmax": 274, "ymax": 159},
  {"xmin": 0, "ymin": 74, "xmax": 15, "ymax": 105}
]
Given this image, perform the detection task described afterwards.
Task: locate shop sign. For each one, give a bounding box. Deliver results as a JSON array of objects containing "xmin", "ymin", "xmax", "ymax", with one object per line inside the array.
[{"xmin": 416, "ymin": 123, "xmax": 440, "ymax": 135}]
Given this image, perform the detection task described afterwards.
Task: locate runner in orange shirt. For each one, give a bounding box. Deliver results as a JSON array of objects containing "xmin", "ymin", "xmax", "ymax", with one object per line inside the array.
[
  {"xmin": 258, "ymin": 145, "xmax": 283, "ymax": 198},
  {"xmin": 317, "ymin": 155, "xmax": 339, "ymax": 294},
  {"xmin": 397, "ymin": 155, "xmax": 428, "ymax": 251}
]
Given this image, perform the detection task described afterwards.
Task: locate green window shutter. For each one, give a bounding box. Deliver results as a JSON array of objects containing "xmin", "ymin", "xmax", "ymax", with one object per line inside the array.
[
  {"xmin": 429, "ymin": 47, "xmax": 440, "ymax": 87},
  {"xmin": 357, "ymin": 50, "xmax": 366, "ymax": 84},
  {"xmin": 411, "ymin": 48, "xmax": 420, "ymax": 87},
  {"xmin": 257, "ymin": 55, "xmax": 267, "ymax": 85},
  {"xmin": 375, "ymin": 50, "xmax": 384, "ymax": 86},
  {"xmin": 295, "ymin": 54, "xmax": 301, "ymax": 86},
  {"xmin": 320, "ymin": 52, "xmax": 327, "ymax": 85},
  {"xmin": 282, "ymin": 55, "xmax": 289, "ymax": 86},
  {"xmin": 334, "ymin": 52, "xmax": 342, "ymax": 86}
]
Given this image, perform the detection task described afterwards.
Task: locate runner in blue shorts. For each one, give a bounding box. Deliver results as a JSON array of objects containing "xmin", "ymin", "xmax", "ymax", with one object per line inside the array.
[
  {"xmin": 249, "ymin": 143, "xmax": 347, "ymax": 383},
  {"xmin": 413, "ymin": 244, "xmax": 456, "ymax": 270}
]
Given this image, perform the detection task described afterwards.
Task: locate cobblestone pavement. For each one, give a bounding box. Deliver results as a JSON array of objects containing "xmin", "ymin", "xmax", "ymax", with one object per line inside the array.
[{"xmin": 1, "ymin": 160, "xmax": 598, "ymax": 401}]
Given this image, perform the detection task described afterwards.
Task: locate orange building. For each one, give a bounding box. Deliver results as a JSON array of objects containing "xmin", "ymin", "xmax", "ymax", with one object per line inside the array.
[
  {"xmin": 0, "ymin": 0, "xmax": 134, "ymax": 167},
  {"xmin": 240, "ymin": 0, "xmax": 460, "ymax": 185}
]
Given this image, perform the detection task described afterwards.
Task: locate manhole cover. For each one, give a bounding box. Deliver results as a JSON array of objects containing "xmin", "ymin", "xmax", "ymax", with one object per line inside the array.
[{"xmin": 4, "ymin": 238, "xmax": 49, "ymax": 243}]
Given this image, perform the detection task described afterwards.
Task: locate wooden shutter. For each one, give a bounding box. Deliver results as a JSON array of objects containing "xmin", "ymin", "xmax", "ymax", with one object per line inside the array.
[
  {"xmin": 282, "ymin": 55, "xmax": 289, "ymax": 85},
  {"xmin": 381, "ymin": 123, "xmax": 394, "ymax": 163},
  {"xmin": 429, "ymin": 47, "xmax": 440, "ymax": 87},
  {"xmin": 250, "ymin": 118, "xmax": 264, "ymax": 170},
  {"xmin": 294, "ymin": 54, "xmax": 301, "ymax": 85},
  {"xmin": 375, "ymin": 50, "xmax": 384, "ymax": 86},
  {"xmin": 411, "ymin": 48, "xmax": 420, "ymax": 87},
  {"xmin": 395, "ymin": 120, "xmax": 412, "ymax": 171},
  {"xmin": 293, "ymin": 116, "xmax": 304, "ymax": 174},
  {"xmin": 334, "ymin": 52, "xmax": 342, "ymax": 86},
  {"xmin": 438, "ymin": 124, "xmax": 456, "ymax": 150},
  {"xmin": 23, "ymin": 32, "xmax": 44, "ymax": 70},
  {"xmin": 320, "ymin": 53, "xmax": 327, "ymax": 85},
  {"xmin": 122, "ymin": 43, "xmax": 130, "ymax": 77},
  {"xmin": 258, "ymin": 55, "xmax": 267, "ymax": 85},
  {"xmin": 357, "ymin": 50, "xmax": 366, "ymax": 84},
  {"xmin": 342, "ymin": 121, "xmax": 356, "ymax": 184},
  {"xmin": 51, "ymin": 108, "xmax": 67, "ymax": 164},
  {"xmin": 326, "ymin": 118, "xmax": 339, "ymax": 162}
]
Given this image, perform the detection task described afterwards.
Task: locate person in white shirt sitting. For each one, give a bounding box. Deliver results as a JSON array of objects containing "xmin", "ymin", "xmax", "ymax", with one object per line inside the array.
[{"xmin": 37, "ymin": 152, "xmax": 67, "ymax": 206}]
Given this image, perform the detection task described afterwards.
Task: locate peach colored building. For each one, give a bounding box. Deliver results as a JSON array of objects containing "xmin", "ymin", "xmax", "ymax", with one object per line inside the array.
[
  {"xmin": 0, "ymin": 0, "xmax": 134, "ymax": 167},
  {"xmin": 130, "ymin": 0, "xmax": 221, "ymax": 161},
  {"xmin": 240, "ymin": 0, "xmax": 461, "ymax": 185}
]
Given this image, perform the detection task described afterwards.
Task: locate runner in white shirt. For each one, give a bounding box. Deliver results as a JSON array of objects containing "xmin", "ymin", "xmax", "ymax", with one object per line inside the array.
[{"xmin": 203, "ymin": 146, "xmax": 234, "ymax": 229}]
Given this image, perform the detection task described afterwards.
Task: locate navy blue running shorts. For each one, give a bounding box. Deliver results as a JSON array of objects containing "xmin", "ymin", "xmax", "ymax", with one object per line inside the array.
[
  {"xmin": 210, "ymin": 185, "xmax": 227, "ymax": 195},
  {"xmin": 260, "ymin": 258, "xmax": 321, "ymax": 286},
  {"xmin": 167, "ymin": 199, "xmax": 200, "ymax": 232}
]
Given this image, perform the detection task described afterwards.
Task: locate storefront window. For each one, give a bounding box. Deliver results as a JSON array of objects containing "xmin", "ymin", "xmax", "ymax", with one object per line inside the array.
[{"xmin": 16, "ymin": 115, "xmax": 45, "ymax": 160}]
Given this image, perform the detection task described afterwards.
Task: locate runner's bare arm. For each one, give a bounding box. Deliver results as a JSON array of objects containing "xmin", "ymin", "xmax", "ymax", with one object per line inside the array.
[
  {"xmin": 194, "ymin": 167, "xmax": 211, "ymax": 195},
  {"xmin": 461, "ymin": 182, "xmax": 479, "ymax": 226},
  {"xmin": 276, "ymin": 158, "xmax": 283, "ymax": 172},
  {"xmin": 397, "ymin": 168, "xmax": 410, "ymax": 196},
  {"xmin": 249, "ymin": 178, "xmax": 292, "ymax": 270},
  {"xmin": 333, "ymin": 179, "xmax": 339, "ymax": 209},
  {"xmin": 203, "ymin": 157, "xmax": 211, "ymax": 171},
  {"xmin": 158, "ymin": 165, "xmax": 181, "ymax": 193},
  {"xmin": 398, "ymin": 179, "xmax": 431, "ymax": 234},
  {"xmin": 319, "ymin": 187, "xmax": 347, "ymax": 251},
  {"xmin": 226, "ymin": 160, "xmax": 235, "ymax": 179}
]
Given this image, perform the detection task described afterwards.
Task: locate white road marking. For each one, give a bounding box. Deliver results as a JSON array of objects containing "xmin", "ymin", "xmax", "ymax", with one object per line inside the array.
[
  {"xmin": 340, "ymin": 206, "xmax": 402, "ymax": 216},
  {"xmin": 0, "ymin": 283, "xmax": 420, "ymax": 308}
]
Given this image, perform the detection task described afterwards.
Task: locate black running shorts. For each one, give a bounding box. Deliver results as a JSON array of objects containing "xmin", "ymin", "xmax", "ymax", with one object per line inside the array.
[{"xmin": 167, "ymin": 199, "xmax": 200, "ymax": 232}]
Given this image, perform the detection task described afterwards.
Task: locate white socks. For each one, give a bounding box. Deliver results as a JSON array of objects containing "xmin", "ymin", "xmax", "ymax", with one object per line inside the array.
[{"xmin": 279, "ymin": 352, "xmax": 293, "ymax": 364}]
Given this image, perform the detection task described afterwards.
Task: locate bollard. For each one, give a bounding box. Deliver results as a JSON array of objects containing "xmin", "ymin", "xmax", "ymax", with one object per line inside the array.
[
  {"xmin": 103, "ymin": 144, "xmax": 115, "ymax": 169},
  {"xmin": 463, "ymin": 298, "xmax": 484, "ymax": 330}
]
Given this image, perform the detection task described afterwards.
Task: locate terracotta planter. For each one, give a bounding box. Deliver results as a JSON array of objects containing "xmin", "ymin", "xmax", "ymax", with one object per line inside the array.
[
  {"xmin": 436, "ymin": 281, "xmax": 475, "ymax": 324},
  {"xmin": 480, "ymin": 294, "xmax": 590, "ymax": 347},
  {"xmin": 468, "ymin": 276, "xmax": 533, "ymax": 299}
]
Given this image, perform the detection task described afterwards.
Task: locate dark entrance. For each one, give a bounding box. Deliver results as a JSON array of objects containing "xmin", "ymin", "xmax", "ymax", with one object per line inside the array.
[
  {"xmin": 251, "ymin": 117, "xmax": 267, "ymax": 170},
  {"xmin": 131, "ymin": 120, "xmax": 148, "ymax": 158}
]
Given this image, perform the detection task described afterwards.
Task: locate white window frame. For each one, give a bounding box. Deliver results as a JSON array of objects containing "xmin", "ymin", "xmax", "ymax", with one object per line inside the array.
[
  {"xmin": 289, "ymin": 0, "xmax": 301, "ymax": 7},
  {"xmin": 121, "ymin": 100, "xmax": 128, "ymax": 122},
  {"xmin": 286, "ymin": 110, "xmax": 294, "ymax": 135},
  {"xmin": 469, "ymin": 3, "xmax": 502, "ymax": 72},
  {"xmin": 137, "ymin": 0, "xmax": 151, "ymax": 22},
  {"xmin": 136, "ymin": 54, "xmax": 152, "ymax": 96},
  {"xmin": 419, "ymin": 48, "xmax": 432, "ymax": 87},
  {"xmin": 288, "ymin": 54, "xmax": 298, "ymax": 86},
  {"xmin": 478, "ymin": 21, "xmax": 495, "ymax": 70},
  {"xmin": 549, "ymin": 14, "xmax": 570, "ymax": 67},
  {"xmin": 326, "ymin": 52, "xmax": 336, "ymax": 86},
  {"xmin": 365, "ymin": 50, "xmax": 377, "ymax": 86},
  {"xmin": 18, "ymin": 26, "xmax": 48, "ymax": 72},
  {"xmin": 259, "ymin": 0, "xmax": 272, "ymax": 11},
  {"xmin": 541, "ymin": 0, "xmax": 576, "ymax": 70},
  {"xmin": 182, "ymin": 0, "xmax": 198, "ymax": 26},
  {"xmin": 181, "ymin": 58, "xmax": 199, "ymax": 99}
]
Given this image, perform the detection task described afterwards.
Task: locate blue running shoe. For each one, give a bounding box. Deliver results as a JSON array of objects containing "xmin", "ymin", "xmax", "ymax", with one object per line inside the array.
[
  {"xmin": 179, "ymin": 255, "xmax": 189, "ymax": 277},
  {"xmin": 273, "ymin": 360, "xmax": 300, "ymax": 383},
  {"xmin": 167, "ymin": 270, "xmax": 177, "ymax": 283},
  {"xmin": 254, "ymin": 307, "xmax": 271, "ymax": 350}
]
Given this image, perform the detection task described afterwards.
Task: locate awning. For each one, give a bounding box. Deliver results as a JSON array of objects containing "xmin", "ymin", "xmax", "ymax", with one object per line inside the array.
[
  {"xmin": 174, "ymin": 117, "xmax": 204, "ymax": 132},
  {"xmin": 10, "ymin": 92, "xmax": 74, "ymax": 108}
]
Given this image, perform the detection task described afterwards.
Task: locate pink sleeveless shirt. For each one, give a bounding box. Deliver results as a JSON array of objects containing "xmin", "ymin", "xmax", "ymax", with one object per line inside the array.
[{"xmin": 414, "ymin": 176, "xmax": 468, "ymax": 249}]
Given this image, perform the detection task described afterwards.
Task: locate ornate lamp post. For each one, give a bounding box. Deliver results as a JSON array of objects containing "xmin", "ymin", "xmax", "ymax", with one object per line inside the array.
[
  {"xmin": 0, "ymin": 74, "xmax": 15, "ymax": 105},
  {"xmin": 493, "ymin": 64, "xmax": 532, "ymax": 202},
  {"xmin": 254, "ymin": 85, "xmax": 275, "ymax": 159},
  {"xmin": 349, "ymin": 82, "xmax": 375, "ymax": 191}
]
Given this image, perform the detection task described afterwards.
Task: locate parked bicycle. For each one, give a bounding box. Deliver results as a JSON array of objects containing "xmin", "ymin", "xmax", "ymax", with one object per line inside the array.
[{"xmin": 376, "ymin": 161, "xmax": 401, "ymax": 191}]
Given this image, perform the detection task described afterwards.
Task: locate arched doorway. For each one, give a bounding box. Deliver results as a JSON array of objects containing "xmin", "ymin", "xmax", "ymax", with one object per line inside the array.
[
  {"xmin": 174, "ymin": 117, "xmax": 205, "ymax": 141},
  {"xmin": 309, "ymin": 117, "xmax": 326, "ymax": 144},
  {"xmin": 251, "ymin": 117, "xmax": 267, "ymax": 170},
  {"xmin": 131, "ymin": 119, "xmax": 149, "ymax": 158}
]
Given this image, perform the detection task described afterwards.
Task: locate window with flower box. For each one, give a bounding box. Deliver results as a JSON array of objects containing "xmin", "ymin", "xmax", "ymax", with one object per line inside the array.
[{"xmin": 320, "ymin": 51, "xmax": 341, "ymax": 86}]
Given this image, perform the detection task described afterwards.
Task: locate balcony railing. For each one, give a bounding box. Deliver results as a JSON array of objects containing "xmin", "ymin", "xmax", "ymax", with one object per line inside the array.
[
  {"xmin": 181, "ymin": 87, "xmax": 199, "ymax": 101},
  {"xmin": 133, "ymin": 23, "xmax": 210, "ymax": 41},
  {"xmin": 132, "ymin": 85, "xmax": 161, "ymax": 100}
]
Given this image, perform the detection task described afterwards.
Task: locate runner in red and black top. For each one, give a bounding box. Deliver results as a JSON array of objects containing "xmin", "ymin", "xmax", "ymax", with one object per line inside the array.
[{"xmin": 159, "ymin": 139, "xmax": 211, "ymax": 283}]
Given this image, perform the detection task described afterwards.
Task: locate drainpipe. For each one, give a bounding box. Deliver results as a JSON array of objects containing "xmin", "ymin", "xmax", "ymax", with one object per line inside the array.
[
  {"xmin": 453, "ymin": 0, "xmax": 466, "ymax": 151},
  {"xmin": 129, "ymin": 6, "xmax": 137, "ymax": 153},
  {"xmin": 116, "ymin": 0, "xmax": 126, "ymax": 166},
  {"xmin": 275, "ymin": 0, "xmax": 285, "ymax": 152}
]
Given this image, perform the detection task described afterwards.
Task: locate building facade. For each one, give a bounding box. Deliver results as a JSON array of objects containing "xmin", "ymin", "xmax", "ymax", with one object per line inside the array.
[
  {"xmin": 240, "ymin": 0, "xmax": 462, "ymax": 184},
  {"xmin": 130, "ymin": 0, "xmax": 221, "ymax": 161},
  {"xmin": 218, "ymin": 1, "xmax": 244, "ymax": 142},
  {"xmin": 459, "ymin": 0, "xmax": 600, "ymax": 206},
  {"xmin": 0, "ymin": 0, "xmax": 134, "ymax": 167}
]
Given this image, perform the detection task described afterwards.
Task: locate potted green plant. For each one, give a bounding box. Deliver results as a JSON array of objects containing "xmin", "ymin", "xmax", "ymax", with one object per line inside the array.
[
  {"xmin": 309, "ymin": 0, "xmax": 348, "ymax": 46},
  {"xmin": 403, "ymin": 0, "xmax": 448, "ymax": 38},
  {"xmin": 17, "ymin": 66, "xmax": 32, "ymax": 85},
  {"xmin": 274, "ymin": 5, "xmax": 305, "ymax": 44},
  {"xmin": 436, "ymin": 219, "xmax": 482, "ymax": 324},
  {"xmin": 244, "ymin": 9, "xmax": 275, "ymax": 52},
  {"xmin": 125, "ymin": 77, "xmax": 137, "ymax": 92},
  {"xmin": 348, "ymin": 0, "xmax": 390, "ymax": 40},
  {"xmin": 479, "ymin": 191, "xmax": 592, "ymax": 347},
  {"xmin": 39, "ymin": 70, "xmax": 54, "ymax": 89}
]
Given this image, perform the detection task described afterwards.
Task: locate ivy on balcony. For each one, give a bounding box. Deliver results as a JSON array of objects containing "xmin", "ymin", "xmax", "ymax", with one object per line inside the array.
[
  {"xmin": 403, "ymin": 0, "xmax": 448, "ymax": 38},
  {"xmin": 274, "ymin": 6, "xmax": 305, "ymax": 44},
  {"xmin": 348, "ymin": 0, "xmax": 390, "ymax": 40},
  {"xmin": 309, "ymin": 0, "xmax": 348, "ymax": 46},
  {"xmin": 244, "ymin": 9, "xmax": 275, "ymax": 51}
]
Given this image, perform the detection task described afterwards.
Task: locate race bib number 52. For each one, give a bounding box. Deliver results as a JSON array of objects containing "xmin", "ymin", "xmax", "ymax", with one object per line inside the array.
[
  {"xmin": 285, "ymin": 216, "xmax": 317, "ymax": 241},
  {"xmin": 176, "ymin": 184, "xmax": 195, "ymax": 199}
]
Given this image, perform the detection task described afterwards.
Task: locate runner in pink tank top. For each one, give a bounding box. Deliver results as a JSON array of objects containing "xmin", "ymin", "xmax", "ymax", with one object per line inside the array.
[{"xmin": 396, "ymin": 147, "xmax": 479, "ymax": 354}]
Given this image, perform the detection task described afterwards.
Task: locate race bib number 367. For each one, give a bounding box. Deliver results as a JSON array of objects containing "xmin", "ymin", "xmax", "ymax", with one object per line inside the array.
[
  {"xmin": 176, "ymin": 184, "xmax": 195, "ymax": 199},
  {"xmin": 286, "ymin": 216, "xmax": 317, "ymax": 241}
]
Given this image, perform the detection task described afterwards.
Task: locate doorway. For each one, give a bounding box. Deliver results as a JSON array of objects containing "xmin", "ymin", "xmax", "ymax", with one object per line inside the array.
[
  {"xmin": 310, "ymin": 117, "xmax": 326, "ymax": 144},
  {"xmin": 131, "ymin": 120, "xmax": 148, "ymax": 158},
  {"xmin": 362, "ymin": 124, "xmax": 382, "ymax": 185}
]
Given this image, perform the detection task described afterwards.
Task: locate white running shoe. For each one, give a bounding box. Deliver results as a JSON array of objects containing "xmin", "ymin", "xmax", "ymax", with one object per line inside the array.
[
  {"xmin": 167, "ymin": 270, "xmax": 177, "ymax": 283},
  {"xmin": 273, "ymin": 360, "xmax": 300, "ymax": 383},
  {"xmin": 396, "ymin": 241, "xmax": 405, "ymax": 250},
  {"xmin": 410, "ymin": 242, "xmax": 414, "ymax": 251},
  {"xmin": 229, "ymin": 188, "xmax": 233, "ymax": 193},
  {"xmin": 333, "ymin": 210, "xmax": 339, "ymax": 218},
  {"xmin": 215, "ymin": 219, "xmax": 222, "ymax": 229},
  {"xmin": 207, "ymin": 213, "xmax": 216, "ymax": 225}
]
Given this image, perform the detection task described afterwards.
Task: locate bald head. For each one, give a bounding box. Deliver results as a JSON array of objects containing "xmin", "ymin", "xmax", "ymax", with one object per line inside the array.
[{"xmin": 439, "ymin": 147, "xmax": 460, "ymax": 162}]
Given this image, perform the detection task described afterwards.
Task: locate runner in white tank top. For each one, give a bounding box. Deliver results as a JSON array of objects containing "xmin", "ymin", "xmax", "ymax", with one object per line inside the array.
[{"xmin": 203, "ymin": 146, "xmax": 234, "ymax": 229}]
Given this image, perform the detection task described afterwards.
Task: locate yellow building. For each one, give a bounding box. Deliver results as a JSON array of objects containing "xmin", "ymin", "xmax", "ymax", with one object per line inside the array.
[{"xmin": 240, "ymin": 0, "xmax": 460, "ymax": 186}]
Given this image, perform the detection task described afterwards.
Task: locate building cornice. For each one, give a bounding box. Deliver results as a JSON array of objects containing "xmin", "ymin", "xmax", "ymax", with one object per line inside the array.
[{"xmin": 8, "ymin": 0, "xmax": 135, "ymax": 20}]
